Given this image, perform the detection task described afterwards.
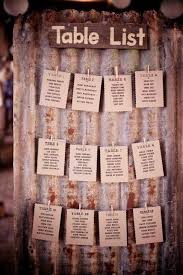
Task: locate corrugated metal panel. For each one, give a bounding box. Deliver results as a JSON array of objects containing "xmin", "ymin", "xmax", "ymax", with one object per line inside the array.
[{"xmin": 13, "ymin": 10, "xmax": 183, "ymax": 275}]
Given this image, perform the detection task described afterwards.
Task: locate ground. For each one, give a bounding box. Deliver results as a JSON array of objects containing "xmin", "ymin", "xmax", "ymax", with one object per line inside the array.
[{"xmin": 0, "ymin": 168, "xmax": 14, "ymax": 275}]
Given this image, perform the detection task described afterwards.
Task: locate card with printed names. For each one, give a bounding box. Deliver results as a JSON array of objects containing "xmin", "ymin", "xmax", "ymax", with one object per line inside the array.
[
  {"xmin": 99, "ymin": 210, "xmax": 127, "ymax": 247},
  {"xmin": 132, "ymin": 140, "xmax": 164, "ymax": 180},
  {"xmin": 39, "ymin": 69, "xmax": 71, "ymax": 108},
  {"xmin": 104, "ymin": 75, "xmax": 133, "ymax": 112},
  {"xmin": 32, "ymin": 203, "xmax": 62, "ymax": 242},
  {"xmin": 135, "ymin": 70, "xmax": 164, "ymax": 108},
  {"xmin": 66, "ymin": 209, "xmax": 94, "ymax": 246},
  {"xmin": 133, "ymin": 206, "xmax": 163, "ymax": 245},
  {"xmin": 100, "ymin": 145, "xmax": 128, "ymax": 183},
  {"xmin": 69, "ymin": 144, "xmax": 98, "ymax": 182},
  {"xmin": 72, "ymin": 73, "xmax": 102, "ymax": 112},
  {"xmin": 37, "ymin": 138, "xmax": 66, "ymax": 176}
]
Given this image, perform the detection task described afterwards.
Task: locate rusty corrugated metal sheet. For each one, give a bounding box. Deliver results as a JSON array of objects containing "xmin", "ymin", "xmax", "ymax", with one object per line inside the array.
[{"xmin": 13, "ymin": 10, "xmax": 183, "ymax": 275}]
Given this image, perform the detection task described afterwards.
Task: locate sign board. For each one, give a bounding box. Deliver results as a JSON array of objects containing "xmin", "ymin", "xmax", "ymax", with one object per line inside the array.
[{"xmin": 48, "ymin": 23, "xmax": 148, "ymax": 49}]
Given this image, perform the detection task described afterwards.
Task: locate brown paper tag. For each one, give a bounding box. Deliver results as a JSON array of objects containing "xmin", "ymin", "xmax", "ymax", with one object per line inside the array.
[
  {"xmin": 135, "ymin": 70, "xmax": 164, "ymax": 108},
  {"xmin": 133, "ymin": 206, "xmax": 163, "ymax": 245},
  {"xmin": 32, "ymin": 203, "xmax": 62, "ymax": 242},
  {"xmin": 104, "ymin": 75, "xmax": 132, "ymax": 112},
  {"xmin": 39, "ymin": 69, "xmax": 71, "ymax": 108},
  {"xmin": 69, "ymin": 144, "xmax": 98, "ymax": 182},
  {"xmin": 132, "ymin": 140, "xmax": 164, "ymax": 180},
  {"xmin": 99, "ymin": 210, "xmax": 127, "ymax": 247},
  {"xmin": 66, "ymin": 209, "xmax": 94, "ymax": 246},
  {"xmin": 100, "ymin": 146, "xmax": 128, "ymax": 183},
  {"xmin": 37, "ymin": 138, "xmax": 66, "ymax": 176},
  {"xmin": 72, "ymin": 73, "xmax": 102, "ymax": 112}
]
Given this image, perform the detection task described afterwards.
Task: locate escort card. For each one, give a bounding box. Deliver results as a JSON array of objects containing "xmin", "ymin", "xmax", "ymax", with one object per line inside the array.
[
  {"xmin": 72, "ymin": 73, "xmax": 102, "ymax": 112},
  {"xmin": 100, "ymin": 146, "xmax": 128, "ymax": 183},
  {"xmin": 133, "ymin": 206, "xmax": 163, "ymax": 245},
  {"xmin": 39, "ymin": 69, "xmax": 70, "ymax": 108},
  {"xmin": 32, "ymin": 203, "xmax": 62, "ymax": 242},
  {"xmin": 135, "ymin": 70, "xmax": 164, "ymax": 108},
  {"xmin": 132, "ymin": 140, "xmax": 164, "ymax": 180},
  {"xmin": 69, "ymin": 144, "xmax": 98, "ymax": 181},
  {"xmin": 99, "ymin": 210, "xmax": 127, "ymax": 247},
  {"xmin": 37, "ymin": 138, "xmax": 66, "ymax": 176},
  {"xmin": 66, "ymin": 209, "xmax": 94, "ymax": 246},
  {"xmin": 104, "ymin": 75, "xmax": 132, "ymax": 112}
]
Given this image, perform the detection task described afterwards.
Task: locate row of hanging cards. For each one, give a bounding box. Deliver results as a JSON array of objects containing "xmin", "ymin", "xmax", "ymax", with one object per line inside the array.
[
  {"xmin": 32, "ymin": 204, "xmax": 163, "ymax": 246},
  {"xmin": 37, "ymin": 139, "xmax": 164, "ymax": 181},
  {"xmin": 39, "ymin": 69, "xmax": 164, "ymax": 112}
]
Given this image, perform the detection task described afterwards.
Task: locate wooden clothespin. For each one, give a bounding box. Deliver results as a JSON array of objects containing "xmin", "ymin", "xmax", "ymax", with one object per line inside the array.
[
  {"xmin": 114, "ymin": 65, "xmax": 119, "ymax": 79},
  {"xmin": 82, "ymin": 137, "xmax": 86, "ymax": 147},
  {"xmin": 56, "ymin": 66, "xmax": 59, "ymax": 76},
  {"xmin": 48, "ymin": 200, "xmax": 51, "ymax": 211},
  {"xmin": 87, "ymin": 67, "xmax": 90, "ymax": 77}
]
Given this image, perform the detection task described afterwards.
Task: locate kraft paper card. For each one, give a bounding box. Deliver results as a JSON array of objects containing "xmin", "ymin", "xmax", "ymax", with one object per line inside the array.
[
  {"xmin": 132, "ymin": 140, "xmax": 164, "ymax": 180},
  {"xmin": 66, "ymin": 208, "xmax": 94, "ymax": 246},
  {"xmin": 32, "ymin": 203, "xmax": 62, "ymax": 242},
  {"xmin": 69, "ymin": 144, "xmax": 98, "ymax": 182},
  {"xmin": 72, "ymin": 73, "xmax": 102, "ymax": 112},
  {"xmin": 99, "ymin": 210, "xmax": 127, "ymax": 247},
  {"xmin": 100, "ymin": 145, "xmax": 128, "ymax": 183},
  {"xmin": 39, "ymin": 69, "xmax": 71, "ymax": 108},
  {"xmin": 135, "ymin": 70, "xmax": 164, "ymax": 108},
  {"xmin": 37, "ymin": 138, "xmax": 66, "ymax": 176},
  {"xmin": 104, "ymin": 74, "xmax": 132, "ymax": 112},
  {"xmin": 133, "ymin": 206, "xmax": 163, "ymax": 245}
]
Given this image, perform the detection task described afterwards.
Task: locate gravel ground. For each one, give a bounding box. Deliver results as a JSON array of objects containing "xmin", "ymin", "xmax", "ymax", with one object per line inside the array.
[{"xmin": 0, "ymin": 168, "xmax": 14, "ymax": 275}]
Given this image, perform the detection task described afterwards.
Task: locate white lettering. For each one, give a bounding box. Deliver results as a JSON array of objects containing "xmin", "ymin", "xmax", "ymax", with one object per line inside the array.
[
  {"xmin": 52, "ymin": 26, "xmax": 65, "ymax": 44},
  {"xmin": 127, "ymin": 33, "xmax": 136, "ymax": 46},
  {"xmin": 136, "ymin": 28, "xmax": 146, "ymax": 46},
  {"xmin": 122, "ymin": 28, "xmax": 127, "ymax": 46},
  {"xmin": 51, "ymin": 25, "xmax": 146, "ymax": 48},
  {"xmin": 73, "ymin": 26, "xmax": 84, "ymax": 44},
  {"xmin": 89, "ymin": 32, "xmax": 99, "ymax": 45},
  {"xmin": 62, "ymin": 32, "xmax": 72, "ymax": 44},
  {"xmin": 110, "ymin": 27, "xmax": 121, "ymax": 45}
]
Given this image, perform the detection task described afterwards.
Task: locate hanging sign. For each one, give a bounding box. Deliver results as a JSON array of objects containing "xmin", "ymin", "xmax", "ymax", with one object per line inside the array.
[
  {"xmin": 69, "ymin": 144, "xmax": 98, "ymax": 182},
  {"xmin": 132, "ymin": 140, "xmax": 164, "ymax": 180},
  {"xmin": 99, "ymin": 210, "xmax": 127, "ymax": 247},
  {"xmin": 39, "ymin": 69, "xmax": 71, "ymax": 109},
  {"xmin": 133, "ymin": 206, "xmax": 163, "ymax": 245},
  {"xmin": 104, "ymin": 74, "xmax": 133, "ymax": 112},
  {"xmin": 48, "ymin": 23, "xmax": 148, "ymax": 49},
  {"xmin": 135, "ymin": 70, "xmax": 164, "ymax": 108},
  {"xmin": 100, "ymin": 145, "xmax": 128, "ymax": 183},
  {"xmin": 37, "ymin": 138, "xmax": 66, "ymax": 177},
  {"xmin": 66, "ymin": 209, "xmax": 94, "ymax": 246},
  {"xmin": 72, "ymin": 73, "xmax": 102, "ymax": 112},
  {"xmin": 32, "ymin": 203, "xmax": 62, "ymax": 242}
]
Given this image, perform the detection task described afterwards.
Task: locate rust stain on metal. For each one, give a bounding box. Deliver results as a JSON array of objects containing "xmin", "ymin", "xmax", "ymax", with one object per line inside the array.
[
  {"xmin": 68, "ymin": 127, "xmax": 75, "ymax": 136},
  {"xmin": 127, "ymin": 192, "xmax": 136, "ymax": 209},
  {"xmin": 87, "ymin": 195, "xmax": 95, "ymax": 209},
  {"xmin": 67, "ymin": 199, "xmax": 79, "ymax": 209},
  {"xmin": 48, "ymin": 187, "xmax": 57, "ymax": 203},
  {"xmin": 45, "ymin": 110, "xmax": 54, "ymax": 122},
  {"xmin": 68, "ymin": 181, "xmax": 76, "ymax": 189}
]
